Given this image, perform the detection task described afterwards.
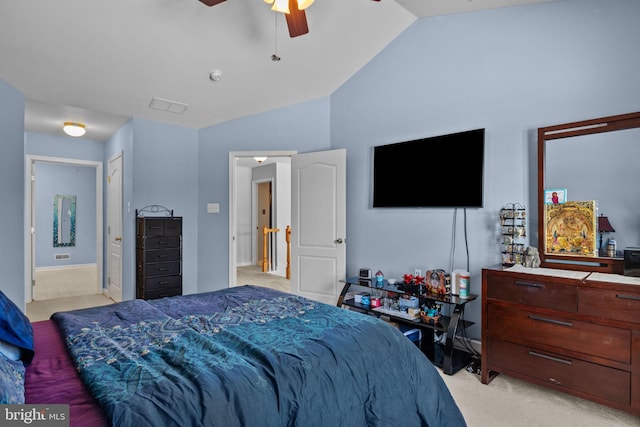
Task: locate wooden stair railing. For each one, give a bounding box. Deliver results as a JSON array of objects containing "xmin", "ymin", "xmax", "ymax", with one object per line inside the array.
[
  {"xmin": 261, "ymin": 225, "xmax": 292, "ymax": 280},
  {"xmin": 286, "ymin": 225, "xmax": 291, "ymax": 279}
]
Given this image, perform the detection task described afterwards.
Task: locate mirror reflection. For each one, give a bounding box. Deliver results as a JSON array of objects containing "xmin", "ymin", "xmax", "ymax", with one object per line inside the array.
[
  {"xmin": 545, "ymin": 127, "xmax": 640, "ymax": 256},
  {"xmin": 538, "ymin": 111, "xmax": 640, "ymax": 273},
  {"xmin": 53, "ymin": 194, "xmax": 76, "ymax": 247}
]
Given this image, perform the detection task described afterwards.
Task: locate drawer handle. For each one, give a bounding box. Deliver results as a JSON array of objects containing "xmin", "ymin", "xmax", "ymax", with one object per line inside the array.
[
  {"xmin": 158, "ymin": 268, "xmax": 169, "ymax": 272},
  {"xmin": 616, "ymin": 294, "xmax": 640, "ymax": 301},
  {"xmin": 528, "ymin": 351, "xmax": 572, "ymax": 365},
  {"xmin": 515, "ymin": 281, "xmax": 543, "ymax": 288},
  {"xmin": 159, "ymin": 281, "xmax": 169, "ymax": 285},
  {"xmin": 149, "ymin": 226, "xmax": 162, "ymax": 230},
  {"xmin": 528, "ymin": 315, "xmax": 573, "ymax": 327},
  {"xmin": 159, "ymin": 241, "xmax": 169, "ymax": 245}
]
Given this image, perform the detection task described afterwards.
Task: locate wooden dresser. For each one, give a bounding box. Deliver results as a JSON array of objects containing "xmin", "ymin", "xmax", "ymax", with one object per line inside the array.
[
  {"xmin": 482, "ymin": 265, "xmax": 640, "ymax": 416},
  {"xmin": 136, "ymin": 216, "xmax": 182, "ymax": 300}
]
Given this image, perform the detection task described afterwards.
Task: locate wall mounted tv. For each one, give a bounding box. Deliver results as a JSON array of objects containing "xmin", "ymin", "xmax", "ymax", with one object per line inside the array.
[{"xmin": 373, "ymin": 128, "xmax": 485, "ymax": 208}]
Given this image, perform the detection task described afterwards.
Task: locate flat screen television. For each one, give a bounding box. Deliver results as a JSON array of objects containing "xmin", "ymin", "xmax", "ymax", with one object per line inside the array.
[{"xmin": 373, "ymin": 128, "xmax": 485, "ymax": 208}]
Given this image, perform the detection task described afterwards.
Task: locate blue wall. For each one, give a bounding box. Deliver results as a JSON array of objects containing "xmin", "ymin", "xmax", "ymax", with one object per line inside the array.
[
  {"xmin": 0, "ymin": 80, "xmax": 24, "ymax": 306},
  {"xmin": 332, "ymin": 0, "xmax": 640, "ymax": 334},
  {"xmin": 34, "ymin": 163, "xmax": 96, "ymax": 267},
  {"xmin": 130, "ymin": 118, "xmax": 199, "ymax": 298},
  {"xmin": 197, "ymin": 98, "xmax": 331, "ymax": 292}
]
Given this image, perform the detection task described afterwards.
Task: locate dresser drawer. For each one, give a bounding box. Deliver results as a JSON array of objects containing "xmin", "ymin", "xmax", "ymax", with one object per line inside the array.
[
  {"xmin": 138, "ymin": 218, "xmax": 165, "ymax": 236},
  {"xmin": 487, "ymin": 303, "xmax": 631, "ymax": 363},
  {"xmin": 141, "ymin": 275, "xmax": 182, "ymax": 292},
  {"xmin": 163, "ymin": 219, "xmax": 181, "ymax": 236},
  {"xmin": 488, "ymin": 339, "xmax": 630, "ymax": 406},
  {"xmin": 579, "ymin": 286, "xmax": 640, "ymax": 324},
  {"xmin": 140, "ymin": 236, "xmax": 181, "ymax": 250},
  {"xmin": 144, "ymin": 248, "xmax": 181, "ymax": 263},
  {"xmin": 138, "ymin": 218, "xmax": 182, "ymax": 237},
  {"xmin": 137, "ymin": 283, "xmax": 182, "ymax": 300},
  {"xmin": 139, "ymin": 261, "xmax": 181, "ymax": 277},
  {"xmin": 486, "ymin": 273, "xmax": 577, "ymax": 312}
]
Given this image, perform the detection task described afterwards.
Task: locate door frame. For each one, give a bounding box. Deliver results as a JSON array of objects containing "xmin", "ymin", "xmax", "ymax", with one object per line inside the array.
[
  {"xmin": 24, "ymin": 155, "xmax": 104, "ymax": 304},
  {"xmin": 228, "ymin": 151, "xmax": 295, "ymax": 287}
]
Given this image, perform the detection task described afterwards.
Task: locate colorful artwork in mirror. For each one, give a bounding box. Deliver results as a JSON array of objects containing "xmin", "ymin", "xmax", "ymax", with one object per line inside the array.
[{"xmin": 544, "ymin": 200, "xmax": 596, "ymax": 257}]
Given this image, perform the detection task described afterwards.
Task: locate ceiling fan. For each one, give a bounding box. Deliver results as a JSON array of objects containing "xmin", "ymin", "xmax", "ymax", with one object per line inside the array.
[{"xmin": 198, "ymin": 0, "xmax": 381, "ymax": 38}]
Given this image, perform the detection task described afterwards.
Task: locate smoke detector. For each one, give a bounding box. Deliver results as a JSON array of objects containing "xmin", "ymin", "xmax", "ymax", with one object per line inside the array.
[{"xmin": 209, "ymin": 69, "xmax": 223, "ymax": 81}]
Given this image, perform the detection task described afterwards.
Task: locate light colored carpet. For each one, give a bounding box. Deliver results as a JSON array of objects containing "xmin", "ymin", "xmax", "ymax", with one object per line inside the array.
[
  {"xmin": 26, "ymin": 293, "xmax": 114, "ymax": 322},
  {"xmin": 439, "ymin": 368, "xmax": 639, "ymax": 426},
  {"xmin": 236, "ymin": 264, "xmax": 290, "ymax": 292}
]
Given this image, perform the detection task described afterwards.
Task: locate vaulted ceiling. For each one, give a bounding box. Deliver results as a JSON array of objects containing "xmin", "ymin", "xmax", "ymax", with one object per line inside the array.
[{"xmin": 0, "ymin": 0, "xmax": 555, "ymax": 141}]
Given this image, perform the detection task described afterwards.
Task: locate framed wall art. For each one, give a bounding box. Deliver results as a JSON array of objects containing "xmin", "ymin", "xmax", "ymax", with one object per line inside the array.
[
  {"xmin": 544, "ymin": 188, "xmax": 567, "ymax": 205},
  {"xmin": 544, "ymin": 200, "xmax": 597, "ymax": 257}
]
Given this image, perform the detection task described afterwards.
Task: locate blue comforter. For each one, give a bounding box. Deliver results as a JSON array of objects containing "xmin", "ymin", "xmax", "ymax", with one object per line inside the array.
[{"xmin": 52, "ymin": 286, "xmax": 466, "ymax": 427}]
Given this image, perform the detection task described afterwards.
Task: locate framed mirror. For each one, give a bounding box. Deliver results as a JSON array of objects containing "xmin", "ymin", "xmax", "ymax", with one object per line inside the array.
[
  {"xmin": 538, "ymin": 111, "xmax": 640, "ymax": 274},
  {"xmin": 53, "ymin": 194, "xmax": 76, "ymax": 247}
]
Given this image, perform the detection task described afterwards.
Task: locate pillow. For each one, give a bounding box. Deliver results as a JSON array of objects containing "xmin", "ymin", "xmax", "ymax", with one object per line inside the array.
[
  {"xmin": 0, "ymin": 352, "xmax": 25, "ymax": 404},
  {"xmin": 0, "ymin": 291, "xmax": 34, "ymax": 364}
]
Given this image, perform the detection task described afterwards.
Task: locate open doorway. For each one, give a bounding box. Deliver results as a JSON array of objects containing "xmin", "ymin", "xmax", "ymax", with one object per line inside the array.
[
  {"xmin": 229, "ymin": 151, "xmax": 294, "ymax": 291},
  {"xmin": 24, "ymin": 155, "xmax": 104, "ymax": 304}
]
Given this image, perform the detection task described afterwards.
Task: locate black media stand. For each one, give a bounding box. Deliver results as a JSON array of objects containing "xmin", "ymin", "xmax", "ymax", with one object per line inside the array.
[{"xmin": 338, "ymin": 277, "xmax": 477, "ymax": 375}]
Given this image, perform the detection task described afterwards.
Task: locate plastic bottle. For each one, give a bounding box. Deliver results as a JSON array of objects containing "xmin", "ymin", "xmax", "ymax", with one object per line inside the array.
[
  {"xmin": 607, "ymin": 238, "xmax": 617, "ymax": 257},
  {"xmin": 459, "ymin": 272, "xmax": 470, "ymax": 299}
]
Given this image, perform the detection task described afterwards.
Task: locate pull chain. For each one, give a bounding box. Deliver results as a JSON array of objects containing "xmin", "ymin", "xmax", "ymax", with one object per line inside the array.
[{"xmin": 272, "ymin": 12, "xmax": 281, "ymax": 61}]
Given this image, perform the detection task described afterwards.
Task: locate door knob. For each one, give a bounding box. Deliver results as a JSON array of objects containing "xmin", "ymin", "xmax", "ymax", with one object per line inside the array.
[
  {"xmin": 334, "ymin": 238, "xmax": 345, "ymax": 244},
  {"xmin": 115, "ymin": 237, "xmax": 122, "ymax": 241}
]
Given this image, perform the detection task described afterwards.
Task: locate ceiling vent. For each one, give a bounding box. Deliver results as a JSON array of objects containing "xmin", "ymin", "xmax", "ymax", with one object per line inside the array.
[{"xmin": 149, "ymin": 97, "xmax": 189, "ymax": 115}]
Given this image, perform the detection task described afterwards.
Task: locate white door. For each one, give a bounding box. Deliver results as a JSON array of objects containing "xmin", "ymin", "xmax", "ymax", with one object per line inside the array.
[
  {"xmin": 291, "ymin": 149, "xmax": 346, "ymax": 305},
  {"xmin": 107, "ymin": 153, "xmax": 123, "ymax": 302}
]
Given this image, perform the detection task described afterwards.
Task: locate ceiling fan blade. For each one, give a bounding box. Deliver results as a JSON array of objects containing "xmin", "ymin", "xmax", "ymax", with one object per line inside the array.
[
  {"xmin": 198, "ymin": 0, "xmax": 226, "ymax": 6},
  {"xmin": 285, "ymin": 0, "xmax": 309, "ymax": 38}
]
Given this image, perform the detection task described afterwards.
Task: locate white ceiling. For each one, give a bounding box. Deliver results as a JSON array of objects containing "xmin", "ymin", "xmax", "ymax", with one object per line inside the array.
[{"xmin": 0, "ymin": 0, "xmax": 555, "ymax": 142}]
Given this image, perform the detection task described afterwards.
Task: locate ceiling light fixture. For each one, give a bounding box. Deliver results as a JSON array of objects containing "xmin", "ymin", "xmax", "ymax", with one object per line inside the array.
[
  {"xmin": 264, "ymin": 0, "xmax": 314, "ymax": 14},
  {"xmin": 63, "ymin": 122, "xmax": 86, "ymax": 137},
  {"xmin": 254, "ymin": 156, "xmax": 268, "ymax": 164}
]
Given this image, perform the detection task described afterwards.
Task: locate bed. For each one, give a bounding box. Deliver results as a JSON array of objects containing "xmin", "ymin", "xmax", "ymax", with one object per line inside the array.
[{"xmin": 2, "ymin": 286, "xmax": 466, "ymax": 426}]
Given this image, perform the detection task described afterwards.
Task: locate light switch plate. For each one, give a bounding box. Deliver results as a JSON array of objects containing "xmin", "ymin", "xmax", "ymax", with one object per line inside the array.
[{"xmin": 207, "ymin": 203, "xmax": 220, "ymax": 213}]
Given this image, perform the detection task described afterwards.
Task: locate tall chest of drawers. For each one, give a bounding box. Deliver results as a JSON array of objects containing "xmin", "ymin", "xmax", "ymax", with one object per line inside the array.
[
  {"xmin": 482, "ymin": 266, "xmax": 640, "ymax": 416},
  {"xmin": 136, "ymin": 216, "xmax": 182, "ymax": 300}
]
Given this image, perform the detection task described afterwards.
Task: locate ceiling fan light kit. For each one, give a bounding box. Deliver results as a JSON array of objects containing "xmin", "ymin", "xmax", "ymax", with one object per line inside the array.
[
  {"xmin": 265, "ymin": 0, "xmax": 290, "ymax": 14},
  {"xmin": 198, "ymin": 0, "xmax": 376, "ymax": 39},
  {"xmin": 198, "ymin": 0, "xmax": 317, "ymax": 38},
  {"xmin": 264, "ymin": 0, "xmax": 314, "ymax": 13}
]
